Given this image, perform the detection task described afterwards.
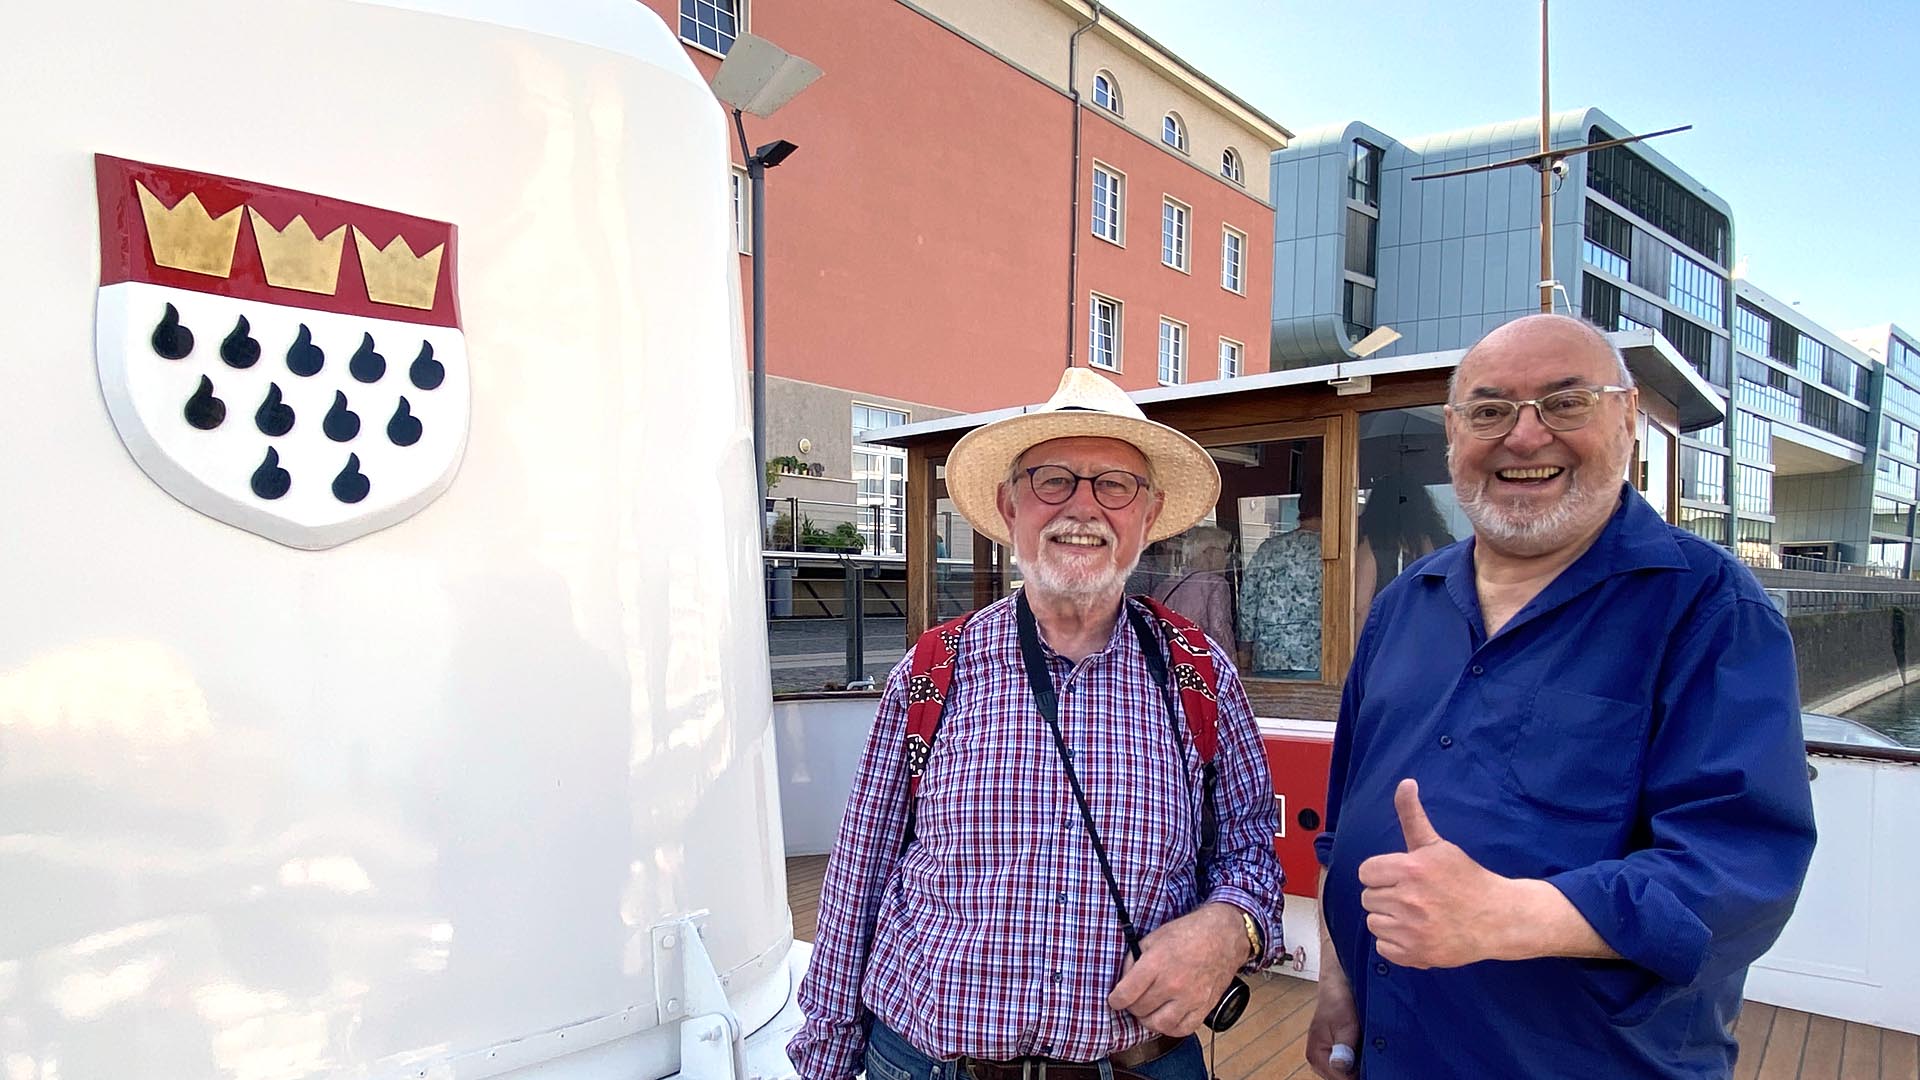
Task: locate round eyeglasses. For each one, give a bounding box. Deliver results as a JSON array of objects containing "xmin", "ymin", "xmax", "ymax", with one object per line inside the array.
[
  {"xmin": 1446, "ymin": 385, "xmax": 1631, "ymax": 440},
  {"xmin": 1023, "ymin": 465, "xmax": 1148, "ymax": 509}
]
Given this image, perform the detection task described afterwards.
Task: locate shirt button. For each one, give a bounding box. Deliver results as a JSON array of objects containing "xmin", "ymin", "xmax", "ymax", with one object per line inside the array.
[
  {"xmin": 1373, "ymin": 1036, "xmax": 1387, "ymax": 1051},
  {"xmin": 1438, "ymin": 734, "xmax": 1454, "ymax": 748},
  {"xmin": 1040, "ymin": 1044, "xmax": 1052, "ymax": 1055},
  {"xmin": 1052, "ymin": 970, "xmax": 1064, "ymax": 984},
  {"xmin": 1375, "ymin": 962, "xmax": 1388, "ymax": 975},
  {"xmin": 1057, "ymin": 891, "xmax": 1068, "ymax": 905},
  {"xmin": 1470, "ymin": 664, "xmax": 1485, "ymax": 675}
]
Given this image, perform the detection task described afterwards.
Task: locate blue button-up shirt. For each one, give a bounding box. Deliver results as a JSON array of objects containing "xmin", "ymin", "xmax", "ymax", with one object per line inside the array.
[{"xmin": 1315, "ymin": 486, "xmax": 1815, "ymax": 1078}]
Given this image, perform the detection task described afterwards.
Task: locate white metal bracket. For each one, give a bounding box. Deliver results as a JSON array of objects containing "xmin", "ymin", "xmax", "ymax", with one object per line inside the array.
[
  {"xmin": 653, "ymin": 914, "xmax": 744, "ymax": 1080},
  {"xmin": 1328, "ymin": 374, "xmax": 1372, "ymax": 396}
]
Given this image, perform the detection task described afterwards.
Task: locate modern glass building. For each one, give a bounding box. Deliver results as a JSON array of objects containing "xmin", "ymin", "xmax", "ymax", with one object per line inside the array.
[{"xmin": 1268, "ymin": 107, "xmax": 1908, "ymax": 570}]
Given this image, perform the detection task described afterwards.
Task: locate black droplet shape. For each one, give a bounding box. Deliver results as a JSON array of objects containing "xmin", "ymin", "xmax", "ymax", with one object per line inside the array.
[
  {"xmin": 220, "ymin": 315, "xmax": 261, "ymax": 368},
  {"xmin": 250, "ymin": 447, "xmax": 291, "ymax": 500},
  {"xmin": 349, "ymin": 333, "xmax": 385, "ymax": 383},
  {"xmin": 151, "ymin": 303, "xmax": 193, "ymax": 359},
  {"xmin": 287, "ymin": 323, "xmax": 324, "ymax": 376},
  {"xmin": 332, "ymin": 453, "xmax": 370, "ymax": 504},
  {"xmin": 183, "ymin": 375, "xmax": 225, "ymax": 430},
  {"xmin": 409, "ymin": 340, "xmax": 444, "ymax": 390},
  {"xmin": 323, "ymin": 391, "xmax": 360, "ymax": 442},
  {"xmin": 386, "ymin": 396, "xmax": 423, "ymax": 446},
  {"xmin": 254, "ymin": 382, "xmax": 295, "ymax": 437}
]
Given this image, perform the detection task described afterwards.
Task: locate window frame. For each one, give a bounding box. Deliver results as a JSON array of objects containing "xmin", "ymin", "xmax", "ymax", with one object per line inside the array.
[
  {"xmin": 730, "ymin": 165, "xmax": 752, "ymax": 254},
  {"xmin": 1090, "ymin": 161, "xmax": 1126, "ymax": 246},
  {"xmin": 1221, "ymin": 147, "xmax": 1244, "ymax": 185},
  {"xmin": 1158, "ymin": 316, "xmax": 1188, "ymax": 385},
  {"xmin": 1088, "ymin": 293, "xmax": 1123, "ymax": 373},
  {"xmin": 1091, "ymin": 70, "xmax": 1122, "ymax": 114},
  {"xmin": 1162, "ymin": 112, "xmax": 1189, "ymax": 154},
  {"xmin": 1161, "ymin": 196, "xmax": 1192, "ymax": 273},
  {"xmin": 1221, "ymin": 224, "xmax": 1247, "ymax": 294},
  {"xmin": 678, "ymin": 0, "xmax": 746, "ymax": 58},
  {"xmin": 1219, "ymin": 336, "xmax": 1244, "ymax": 379}
]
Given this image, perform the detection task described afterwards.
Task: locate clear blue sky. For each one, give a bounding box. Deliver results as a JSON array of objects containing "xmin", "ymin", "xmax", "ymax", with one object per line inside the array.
[{"xmin": 1109, "ymin": 0, "xmax": 1919, "ymax": 338}]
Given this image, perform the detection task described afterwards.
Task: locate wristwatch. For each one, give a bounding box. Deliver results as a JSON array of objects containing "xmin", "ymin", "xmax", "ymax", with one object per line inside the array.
[{"xmin": 1240, "ymin": 909, "xmax": 1263, "ymax": 962}]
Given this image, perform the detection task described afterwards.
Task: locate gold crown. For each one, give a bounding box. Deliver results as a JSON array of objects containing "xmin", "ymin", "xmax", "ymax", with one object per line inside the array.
[
  {"xmin": 248, "ymin": 209, "xmax": 346, "ymax": 295},
  {"xmin": 137, "ymin": 181, "xmax": 243, "ymax": 278},
  {"xmin": 352, "ymin": 227, "xmax": 444, "ymax": 310}
]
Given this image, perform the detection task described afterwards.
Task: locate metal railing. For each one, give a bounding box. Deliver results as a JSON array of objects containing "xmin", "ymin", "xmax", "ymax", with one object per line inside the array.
[{"xmin": 762, "ymin": 496, "xmax": 904, "ymax": 557}]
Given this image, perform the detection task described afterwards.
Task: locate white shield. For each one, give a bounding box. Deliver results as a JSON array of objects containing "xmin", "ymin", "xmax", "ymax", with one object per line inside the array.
[{"xmin": 94, "ymin": 156, "xmax": 468, "ymax": 549}]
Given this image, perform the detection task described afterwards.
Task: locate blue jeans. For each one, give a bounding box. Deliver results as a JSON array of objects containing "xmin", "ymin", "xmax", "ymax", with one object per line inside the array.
[{"xmin": 864, "ymin": 1020, "xmax": 1207, "ymax": 1080}]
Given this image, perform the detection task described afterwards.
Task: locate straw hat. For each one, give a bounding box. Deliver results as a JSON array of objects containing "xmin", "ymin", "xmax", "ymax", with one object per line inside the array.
[{"xmin": 945, "ymin": 368, "xmax": 1220, "ymax": 548}]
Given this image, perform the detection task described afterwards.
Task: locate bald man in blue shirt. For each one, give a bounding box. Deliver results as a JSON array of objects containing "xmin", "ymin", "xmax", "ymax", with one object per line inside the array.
[{"xmin": 1307, "ymin": 315, "xmax": 1816, "ymax": 1079}]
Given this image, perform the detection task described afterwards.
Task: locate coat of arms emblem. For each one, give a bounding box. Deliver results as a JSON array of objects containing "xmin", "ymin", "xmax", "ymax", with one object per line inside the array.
[{"xmin": 94, "ymin": 156, "xmax": 467, "ymax": 549}]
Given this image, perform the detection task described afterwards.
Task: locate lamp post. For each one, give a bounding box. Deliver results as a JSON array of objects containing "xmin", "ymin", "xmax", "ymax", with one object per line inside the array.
[{"xmin": 711, "ymin": 34, "xmax": 822, "ymax": 509}]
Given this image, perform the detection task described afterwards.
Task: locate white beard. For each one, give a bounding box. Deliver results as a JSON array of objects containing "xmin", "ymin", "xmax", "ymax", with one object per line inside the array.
[
  {"xmin": 1016, "ymin": 518, "xmax": 1140, "ymax": 606},
  {"xmin": 1452, "ymin": 435, "xmax": 1631, "ymax": 557}
]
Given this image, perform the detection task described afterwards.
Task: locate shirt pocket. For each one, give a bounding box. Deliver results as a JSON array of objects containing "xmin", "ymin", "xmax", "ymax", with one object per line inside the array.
[{"xmin": 1503, "ymin": 686, "xmax": 1650, "ymax": 822}]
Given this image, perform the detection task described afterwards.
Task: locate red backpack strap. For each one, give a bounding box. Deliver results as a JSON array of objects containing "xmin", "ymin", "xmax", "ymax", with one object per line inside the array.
[
  {"xmin": 1135, "ymin": 595, "xmax": 1221, "ymax": 763},
  {"xmin": 904, "ymin": 610, "xmax": 974, "ymax": 799}
]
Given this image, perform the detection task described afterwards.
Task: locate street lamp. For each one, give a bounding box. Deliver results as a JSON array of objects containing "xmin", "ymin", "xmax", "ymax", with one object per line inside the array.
[{"xmin": 711, "ymin": 33, "xmax": 822, "ymax": 508}]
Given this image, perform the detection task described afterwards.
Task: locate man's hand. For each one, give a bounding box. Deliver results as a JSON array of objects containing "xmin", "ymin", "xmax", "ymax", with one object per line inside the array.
[
  {"xmin": 1107, "ymin": 902, "xmax": 1247, "ymax": 1036},
  {"xmin": 1357, "ymin": 778, "xmax": 1519, "ymax": 969},
  {"xmin": 1304, "ymin": 969, "xmax": 1359, "ymax": 1077}
]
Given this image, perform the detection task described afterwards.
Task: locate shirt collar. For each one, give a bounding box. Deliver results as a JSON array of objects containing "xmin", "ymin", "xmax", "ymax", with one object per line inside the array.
[{"xmin": 999, "ymin": 588, "xmax": 1140, "ymax": 662}]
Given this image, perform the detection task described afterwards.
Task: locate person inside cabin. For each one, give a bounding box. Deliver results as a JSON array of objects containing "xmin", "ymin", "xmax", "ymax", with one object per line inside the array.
[
  {"xmin": 1153, "ymin": 525, "xmax": 1236, "ymax": 652},
  {"xmin": 1351, "ymin": 474, "xmax": 1454, "ymax": 631},
  {"xmin": 1240, "ymin": 479, "xmax": 1324, "ymax": 679},
  {"xmin": 789, "ymin": 368, "xmax": 1285, "ymax": 1080},
  {"xmin": 1306, "ymin": 314, "xmax": 1817, "ymax": 1079}
]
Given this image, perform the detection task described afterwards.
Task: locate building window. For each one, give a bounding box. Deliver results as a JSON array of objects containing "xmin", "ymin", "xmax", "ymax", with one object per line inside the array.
[
  {"xmin": 1221, "ymin": 226, "xmax": 1246, "ymax": 293},
  {"xmin": 1348, "ymin": 141, "xmax": 1383, "ymax": 208},
  {"xmin": 1344, "ymin": 208, "xmax": 1378, "ymax": 277},
  {"xmin": 1736, "ymin": 464, "xmax": 1774, "ymax": 516},
  {"xmin": 1582, "ymin": 239, "xmax": 1628, "ymax": 280},
  {"xmin": 1162, "ymin": 113, "xmax": 1188, "ymax": 154},
  {"xmin": 1158, "ymin": 317, "xmax": 1187, "ymax": 384},
  {"xmin": 1667, "ymin": 251, "xmax": 1724, "ymax": 325},
  {"xmin": 1089, "ymin": 294, "xmax": 1122, "ymax": 372},
  {"xmin": 730, "ymin": 166, "xmax": 751, "ymax": 254},
  {"xmin": 1092, "ymin": 70, "xmax": 1121, "ymax": 113},
  {"xmin": 1734, "ymin": 301, "xmax": 1771, "ymax": 357},
  {"xmin": 1587, "ymin": 126, "xmax": 1730, "ymax": 268},
  {"xmin": 1219, "ymin": 337, "xmax": 1243, "ymax": 379},
  {"xmin": 1680, "ymin": 445, "xmax": 1727, "ymax": 504},
  {"xmin": 1091, "ymin": 164, "xmax": 1124, "ymax": 244},
  {"xmin": 1161, "ymin": 198, "xmax": 1190, "ymax": 272},
  {"xmin": 679, "ymin": 0, "xmax": 742, "ymax": 55},
  {"xmin": 852, "ymin": 404, "xmax": 909, "ymax": 556},
  {"xmin": 1583, "ymin": 201, "xmax": 1633, "ymax": 278},
  {"xmin": 1344, "ymin": 281, "xmax": 1376, "ymax": 341},
  {"xmin": 1221, "ymin": 147, "xmax": 1244, "ymax": 185}
]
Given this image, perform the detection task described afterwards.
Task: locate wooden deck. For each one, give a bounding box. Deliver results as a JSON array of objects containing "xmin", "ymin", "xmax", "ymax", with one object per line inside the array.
[{"xmin": 784, "ymin": 856, "xmax": 1918, "ymax": 1079}]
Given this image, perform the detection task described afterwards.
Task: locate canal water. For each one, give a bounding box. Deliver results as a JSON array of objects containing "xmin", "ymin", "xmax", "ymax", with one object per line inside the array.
[{"xmin": 1841, "ymin": 684, "xmax": 1920, "ymax": 747}]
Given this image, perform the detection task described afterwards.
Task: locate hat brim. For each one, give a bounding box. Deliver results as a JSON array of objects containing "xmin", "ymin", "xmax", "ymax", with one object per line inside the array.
[{"xmin": 944, "ymin": 410, "xmax": 1222, "ymax": 549}]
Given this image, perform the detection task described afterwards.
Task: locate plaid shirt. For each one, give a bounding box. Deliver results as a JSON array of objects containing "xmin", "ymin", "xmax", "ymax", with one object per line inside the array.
[{"xmin": 788, "ymin": 593, "xmax": 1285, "ymax": 1079}]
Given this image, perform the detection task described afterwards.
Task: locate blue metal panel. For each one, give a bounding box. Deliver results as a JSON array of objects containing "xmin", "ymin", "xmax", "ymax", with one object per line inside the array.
[
  {"xmin": 1418, "ymin": 242, "xmax": 1443, "ymax": 320},
  {"xmin": 1440, "ymin": 237, "xmax": 1466, "ymax": 316},
  {"xmin": 1421, "ymin": 181, "xmax": 1444, "ymax": 243},
  {"xmin": 1463, "ymin": 171, "xmax": 1489, "ymax": 235},
  {"xmin": 1415, "ymin": 318, "xmax": 1440, "ymax": 353},
  {"xmin": 1271, "ymin": 159, "xmax": 1299, "ymax": 239},
  {"xmin": 1484, "ymin": 232, "xmax": 1509, "ymax": 315},
  {"xmin": 1293, "ymin": 239, "xmax": 1317, "ymax": 314},
  {"xmin": 1509, "ymin": 171, "xmax": 1534, "ymax": 231},
  {"xmin": 1271, "ymin": 239, "xmax": 1298, "ymax": 317},
  {"xmin": 1320, "ymin": 152, "xmax": 1346, "ymax": 232},
  {"xmin": 1313, "ymin": 235, "xmax": 1339, "ymax": 314},
  {"xmin": 1507, "ymin": 230, "xmax": 1534, "ymax": 309},
  {"xmin": 1461, "ymin": 234, "xmax": 1488, "ymax": 314},
  {"xmin": 1442, "ymin": 176, "xmax": 1466, "ymax": 237}
]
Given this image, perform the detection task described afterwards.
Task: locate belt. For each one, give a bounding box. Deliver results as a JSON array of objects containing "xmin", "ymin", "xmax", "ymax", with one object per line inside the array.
[{"xmin": 956, "ymin": 1033, "xmax": 1185, "ymax": 1080}]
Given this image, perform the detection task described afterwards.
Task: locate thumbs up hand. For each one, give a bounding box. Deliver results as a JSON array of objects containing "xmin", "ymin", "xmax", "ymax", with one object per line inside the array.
[{"xmin": 1356, "ymin": 778, "xmax": 1518, "ymax": 969}]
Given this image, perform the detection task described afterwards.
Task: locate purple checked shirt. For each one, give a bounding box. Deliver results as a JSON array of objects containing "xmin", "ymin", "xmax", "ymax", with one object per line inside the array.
[{"xmin": 787, "ymin": 593, "xmax": 1285, "ymax": 1079}]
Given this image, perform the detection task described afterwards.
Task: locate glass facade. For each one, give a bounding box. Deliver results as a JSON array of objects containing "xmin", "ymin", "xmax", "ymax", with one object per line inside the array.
[
  {"xmin": 1586, "ymin": 126, "xmax": 1731, "ymax": 268},
  {"xmin": 1348, "ymin": 141, "xmax": 1382, "ymax": 207},
  {"xmin": 1680, "ymin": 445, "xmax": 1727, "ymax": 503},
  {"xmin": 1667, "ymin": 251, "xmax": 1724, "ymax": 325},
  {"xmin": 1736, "ymin": 463, "xmax": 1773, "ymax": 515}
]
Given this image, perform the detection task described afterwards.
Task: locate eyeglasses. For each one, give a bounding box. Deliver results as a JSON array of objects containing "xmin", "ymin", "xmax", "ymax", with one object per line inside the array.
[
  {"xmin": 1446, "ymin": 385, "xmax": 1631, "ymax": 440},
  {"xmin": 1023, "ymin": 465, "xmax": 1148, "ymax": 509}
]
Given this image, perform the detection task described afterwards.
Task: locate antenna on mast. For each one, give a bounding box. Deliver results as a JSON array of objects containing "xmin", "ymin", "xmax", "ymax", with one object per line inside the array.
[{"xmin": 1410, "ymin": 0, "xmax": 1692, "ymax": 313}]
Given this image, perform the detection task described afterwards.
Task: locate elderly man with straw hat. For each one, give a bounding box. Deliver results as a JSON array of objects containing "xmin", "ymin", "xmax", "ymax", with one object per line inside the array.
[{"xmin": 789, "ymin": 370, "xmax": 1285, "ymax": 1080}]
